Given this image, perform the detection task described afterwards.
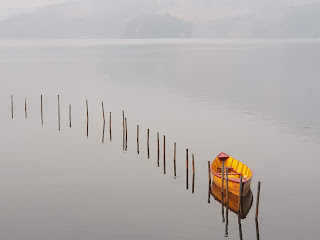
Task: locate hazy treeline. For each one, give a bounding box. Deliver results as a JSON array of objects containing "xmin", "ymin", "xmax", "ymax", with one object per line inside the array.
[{"xmin": 0, "ymin": 0, "xmax": 319, "ymax": 38}]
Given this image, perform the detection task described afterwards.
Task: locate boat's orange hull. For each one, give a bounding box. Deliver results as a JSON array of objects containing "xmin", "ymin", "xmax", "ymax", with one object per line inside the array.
[{"xmin": 211, "ymin": 153, "xmax": 253, "ymax": 196}]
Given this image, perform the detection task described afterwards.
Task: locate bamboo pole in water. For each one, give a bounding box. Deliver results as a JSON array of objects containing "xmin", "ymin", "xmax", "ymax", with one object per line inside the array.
[
  {"xmin": 86, "ymin": 100, "xmax": 89, "ymax": 138},
  {"xmin": 157, "ymin": 132, "xmax": 160, "ymax": 167},
  {"xmin": 225, "ymin": 167, "xmax": 229, "ymax": 237},
  {"xmin": 147, "ymin": 129, "xmax": 150, "ymax": 159},
  {"xmin": 221, "ymin": 161, "xmax": 225, "ymax": 223},
  {"xmin": 192, "ymin": 154, "xmax": 195, "ymax": 194},
  {"xmin": 69, "ymin": 105, "xmax": 71, "ymax": 128},
  {"xmin": 101, "ymin": 101, "xmax": 105, "ymax": 143},
  {"xmin": 137, "ymin": 125, "xmax": 139, "ymax": 154},
  {"xmin": 58, "ymin": 95, "xmax": 60, "ymax": 131},
  {"xmin": 25, "ymin": 98, "xmax": 27, "ymax": 119},
  {"xmin": 174, "ymin": 142, "xmax": 176, "ymax": 178},
  {"xmin": 186, "ymin": 149, "xmax": 189, "ymax": 189},
  {"xmin": 125, "ymin": 117, "xmax": 128, "ymax": 150},
  {"xmin": 238, "ymin": 175, "xmax": 243, "ymax": 216},
  {"xmin": 255, "ymin": 181, "xmax": 261, "ymax": 220},
  {"xmin": 41, "ymin": 95, "xmax": 43, "ymax": 126},
  {"xmin": 11, "ymin": 95, "xmax": 13, "ymax": 119},
  {"xmin": 109, "ymin": 112, "xmax": 112, "ymax": 141},
  {"xmin": 163, "ymin": 135, "xmax": 166, "ymax": 174},
  {"xmin": 208, "ymin": 161, "xmax": 211, "ymax": 203},
  {"xmin": 122, "ymin": 111, "xmax": 125, "ymax": 150},
  {"xmin": 102, "ymin": 101, "xmax": 105, "ymax": 122},
  {"xmin": 238, "ymin": 176, "xmax": 244, "ymax": 240}
]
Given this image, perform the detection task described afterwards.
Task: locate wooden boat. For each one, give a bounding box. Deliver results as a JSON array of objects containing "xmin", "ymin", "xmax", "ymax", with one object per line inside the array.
[
  {"xmin": 210, "ymin": 152, "xmax": 253, "ymax": 196},
  {"xmin": 211, "ymin": 181, "xmax": 253, "ymax": 219}
]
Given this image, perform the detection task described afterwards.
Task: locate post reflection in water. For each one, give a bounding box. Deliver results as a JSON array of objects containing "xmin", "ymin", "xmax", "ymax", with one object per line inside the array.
[
  {"xmin": 238, "ymin": 214, "xmax": 243, "ymax": 240},
  {"xmin": 255, "ymin": 218, "xmax": 260, "ymax": 240},
  {"xmin": 212, "ymin": 181, "xmax": 253, "ymax": 239},
  {"xmin": 25, "ymin": 98, "xmax": 27, "ymax": 119},
  {"xmin": 211, "ymin": 181, "xmax": 258, "ymax": 239},
  {"xmin": 102, "ymin": 119, "xmax": 105, "ymax": 143},
  {"xmin": 211, "ymin": 182, "xmax": 253, "ymax": 219}
]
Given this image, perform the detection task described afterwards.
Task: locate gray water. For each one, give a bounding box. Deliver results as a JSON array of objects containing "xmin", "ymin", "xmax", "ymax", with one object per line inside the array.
[{"xmin": 0, "ymin": 39, "xmax": 319, "ymax": 239}]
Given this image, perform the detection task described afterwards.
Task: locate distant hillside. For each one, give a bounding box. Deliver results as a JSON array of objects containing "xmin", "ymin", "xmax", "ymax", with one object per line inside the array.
[
  {"xmin": 0, "ymin": 0, "xmax": 191, "ymax": 39},
  {"xmin": 0, "ymin": 0, "xmax": 319, "ymax": 38},
  {"xmin": 125, "ymin": 14, "xmax": 192, "ymax": 38}
]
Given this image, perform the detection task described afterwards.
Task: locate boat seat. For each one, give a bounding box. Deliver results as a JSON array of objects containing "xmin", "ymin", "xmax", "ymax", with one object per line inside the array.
[
  {"xmin": 217, "ymin": 167, "xmax": 235, "ymax": 173},
  {"xmin": 229, "ymin": 178, "xmax": 247, "ymax": 183},
  {"xmin": 217, "ymin": 172, "xmax": 242, "ymax": 176},
  {"xmin": 218, "ymin": 167, "xmax": 234, "ymax": 170}
]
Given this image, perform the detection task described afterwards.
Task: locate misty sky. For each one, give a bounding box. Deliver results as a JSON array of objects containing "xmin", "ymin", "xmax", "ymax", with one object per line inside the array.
[
  {"xmin": 1, "ymin": 0, "xmax": 320, "ymax": 21},
  {"xmin": 0, "ymin": 0, "xmax": 72, "ymax": 20},
  {"xmin": 0, "ymin": 0, "xmax": 319, "ymax": 38}
]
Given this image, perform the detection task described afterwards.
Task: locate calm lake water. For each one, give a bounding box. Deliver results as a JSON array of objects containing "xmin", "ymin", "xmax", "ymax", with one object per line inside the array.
[{"xmin": 0, "ymin": 39, "xmax": 319, "ymax": 239}]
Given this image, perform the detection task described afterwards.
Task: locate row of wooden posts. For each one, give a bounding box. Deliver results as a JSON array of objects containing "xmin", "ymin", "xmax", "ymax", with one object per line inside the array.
[
  {"xmin": 11, "ymin": 95, "xmax": 112, "ymax": 139},
  {"xmin": 11, "ymin": 94, "xmax": 261, "ymax": 238},
  {"xmin": 122, "ymin": 110, "xmax": 196, "ymax": 193},
  {"xmin": 12, "ymin": 95, "xmax": 196, "ymax": 193},
  {"xmin": 12, "ymin": 95, "xmax": 74, "ymax": 130}
]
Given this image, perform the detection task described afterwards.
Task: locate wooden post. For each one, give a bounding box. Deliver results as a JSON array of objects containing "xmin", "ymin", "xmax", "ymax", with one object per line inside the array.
[
  {"xmin": 238, "ymin": 175, "xmax": 243, "ymax": 216},
  {"xmin": 11, "ymin": 95, "xmax": 13, "ymax": 119},
  {"xmin": 125, "ymin": 117, "xmax": 128, "ymax": 150},
  {"xmin": 163, "ymin": 135, "xmax": 166, "ymax": 174},
  {"xmin": 186, "ymin": 149, "xmax": 189, "ymax": 189},
  {"xmin": 255, "ymin": 182, "xmax": 261, "ymax": 220},
  {"xmin": 58, "ymin": 95, "xmax": 60, "ymax": 131},
  {"xmin": 41, "ymin": 95, "xmax": 43, "ymax": 126},
  {"xmin": 122, "ymin": 110, "xmax": 125, "ymax": 150},
  {"xmin": 147, "ymin": 129, "xmax": 150, "ymax": 159},
  {"xmin": 102, "ymin": 101, "xmax": 105, "ymax": 122},
  {"xmin": 157, "ymin": 132, "xmax": 160, "ymax": 167},
  {"xmin": 208, "ymin": 161, "xmax": 211, "ymax": 203},
  {"xmin": 86, "ymin": 100, "xmax": 89, "ymax": 138},
  {"xmin": 192, "ymin": 154, "xmax": 195, "ymax": 194},
  {"xmin": 109, "ymin": 112, "xmax": 112, "ymax": 141},
  {"xmin": 137, "ymin": 125, "xmax": 139, "ymax": 154},
  {"xmin": 69, "ymin": 105, "xmax": 72, "ymax": 128},
  {"xmin": 221, "ymin": 161, "xmax": 225, "ymax": 223},
  {"xmin": 208, "ymin": 161, "xmax": 212, "ymax": 182},
  {"xmin": 174, "ymin": 142, "xmax": 176, "ymax": 178},
  {"xmin": 192, "ymin": 154, "xmax": 195, "ymax": 174},
  {"xmin": 25, "ymin": 98, "xmax": 27, "ymax": 119},
  {"xmin": 238, "ymin": 177, "xmax": 244, "ymax": 240},
  {"xmin": 225, "ymin": 167, "xmax": 229, "ymax": 237},
  {"xmin": 238, "ymin": 176, "xmax": 244, "ymax": 240},
  {"xmin": 102, "ymin": 101, "xmax": 105, "ymax": 143}
]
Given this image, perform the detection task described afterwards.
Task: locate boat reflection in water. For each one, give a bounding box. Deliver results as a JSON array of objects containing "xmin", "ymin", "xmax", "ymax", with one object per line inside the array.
[{"xmin": 211, "ymin": 181, "xmax": 253, "ymax": 219}]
